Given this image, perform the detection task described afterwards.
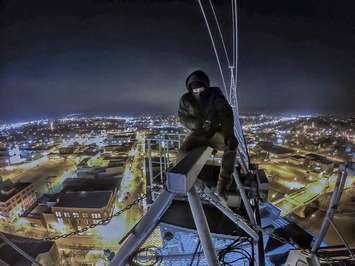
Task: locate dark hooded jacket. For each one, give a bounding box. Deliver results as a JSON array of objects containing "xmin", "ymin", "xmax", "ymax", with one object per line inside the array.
[{"xmin": 178, "ymin": 70, "xmax": 236, "ymax": 142}]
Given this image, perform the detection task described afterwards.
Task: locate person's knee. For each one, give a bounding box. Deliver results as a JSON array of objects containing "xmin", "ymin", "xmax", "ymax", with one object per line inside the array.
[
  {"xmin": 220, "ymin": 168, "xmax": 233, "ymax": 179},
  {"xmin": 179, "ymin": 145, "xmax": 189, "ymax": 154},
  {"xmin": 223, "ymin": 148, "xmax": 236, "ymax": 159},
  {"xmin": 176, "ymin": 147, "xmax": 188, "ymax": 162},
  {"xmin": 179, "ymin": 137, "xmax": 193, "ymax": 153},
  {"xmin": 221, "ymin": 149, "xmax": 237, "ymax": 173}
]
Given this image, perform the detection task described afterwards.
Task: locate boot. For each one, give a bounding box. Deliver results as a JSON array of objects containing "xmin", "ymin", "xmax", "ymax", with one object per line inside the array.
[{"xmin": 216, "ymin": 174, "xmax": 232, "ymax": 201}]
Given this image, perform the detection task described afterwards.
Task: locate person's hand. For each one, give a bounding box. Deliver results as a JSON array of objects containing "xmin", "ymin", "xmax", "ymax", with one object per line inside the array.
[
  {"xmin": 202, "ymin": 119, "xmax": 212, "ymax": 131},
  {"xmin": 225, "ymin": 135, "xmax": 238, "ymax": 149}
]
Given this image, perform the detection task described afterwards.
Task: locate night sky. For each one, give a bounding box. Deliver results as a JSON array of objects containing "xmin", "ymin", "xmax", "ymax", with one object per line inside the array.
[{"xmin": 0, "ymin": 0, "xmax": 354, "ymax": 122}]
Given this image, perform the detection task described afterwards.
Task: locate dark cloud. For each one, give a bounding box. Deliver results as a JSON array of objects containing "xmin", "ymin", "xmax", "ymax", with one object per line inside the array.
[{"xmin": 0, "ymin": 0, "xmax": 354, "ymax": 122}]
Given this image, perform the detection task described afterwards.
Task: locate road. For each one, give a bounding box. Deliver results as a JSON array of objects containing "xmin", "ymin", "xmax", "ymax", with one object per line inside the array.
[
  {"xmin": 295, "ymin": 187, "xmax": 355, "ymax": 246},
  {"xmin": 261, "ymin": 159, "xmax": 353, "ymax": 216},
  {"xmin": 272, "ymin": 174, "xmax": 354, "ymax": 216},
  {"xmin": 279, "ymin": 144, "xmax": 345, "ymax": 163},
  {"xmin": 261, "ymin": 161, "xmax": 320, "ymax": 195},
  {"xmin": 55, "ymin": 132, "xmax": 147, "ymax": 253},
  {"xmin": 0, "ymin": 157, "xmax": 77, "ymax": 195},
  {"xmin": 272, "ymin": 178, "xmax": 328, "ymax": 216},
  {"xmin": 0, "ymin": 132, "xmax": 148, "ymax": 265}
]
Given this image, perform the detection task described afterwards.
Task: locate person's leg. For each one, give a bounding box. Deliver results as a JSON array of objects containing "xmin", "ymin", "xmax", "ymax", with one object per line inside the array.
[
  {"xmin": 208, "ymin": 132, "xmax": 237, "ymax": 198},
  {"xmin": 207, "ymin": 132, "xmax": 224, "ymax": 151},
  {"xmin": 218, "ymin": 146, "xmax": 236, "ymax": 191},
  {"xmin": 176, "ymin": 132, "xmax": 210, "ymax": 163}
]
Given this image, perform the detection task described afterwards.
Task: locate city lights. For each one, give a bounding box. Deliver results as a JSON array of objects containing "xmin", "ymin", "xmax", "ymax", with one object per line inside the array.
[{"xmin": 0, "ymin": 114, "xmax": 353, "ymax": 264}]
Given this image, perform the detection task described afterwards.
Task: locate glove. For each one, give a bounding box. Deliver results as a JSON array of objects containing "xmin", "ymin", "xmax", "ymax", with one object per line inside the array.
[
  {"xmin": 225, "ymin": 135, "xmax": 238, "ymax": 150},
  {"xmin": 202, "ymin": 119, "xmax": 212, "ymax": 131}
]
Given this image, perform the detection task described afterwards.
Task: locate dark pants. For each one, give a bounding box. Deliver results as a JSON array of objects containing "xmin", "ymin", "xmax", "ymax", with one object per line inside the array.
[{"xmin": 177, "ymin": 131, "xmax": 237, "ymax": 186}]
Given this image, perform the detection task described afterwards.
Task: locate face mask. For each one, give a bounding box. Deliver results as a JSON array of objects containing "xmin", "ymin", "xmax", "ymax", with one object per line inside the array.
[{"xmin": 192, "ymin": 87, "xmax": 205, "ymax": 95}]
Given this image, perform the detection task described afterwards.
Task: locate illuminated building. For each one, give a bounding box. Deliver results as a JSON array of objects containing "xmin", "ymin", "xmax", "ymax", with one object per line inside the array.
[
  {"xmin": 45, "ymin": 178, "xmax": 119, "ymax": 231},
  {"xmin": 58, "ymin": 146, "xmax": 75, "ymax": 155},
  {"xmin": 305, "ymin": 153, "xmax": 335, "ymax": 173},
  {"xmin": 51, "ymin": 190, "xmax": 116, "ymax": 231},
  {"xmin": 0, "ymin": 180, "xmax": 36, "ymax": 219},
  {"xmin": 0, "ymin": 147, "xmax": 9, "ymax": 167},
  {"xmin": 288, "ymin": 154, "xmax": 306, "ymax": 165}
]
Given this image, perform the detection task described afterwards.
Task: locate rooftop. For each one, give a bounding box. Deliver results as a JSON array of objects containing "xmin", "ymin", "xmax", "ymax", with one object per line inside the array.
[
  {"xmin": 54, "ymin": 190, "xmax": 112, "ymax": 209},
  {"xmin": 0, "ymin": 181, "xmax": 31, "ymax": 202},
  {"xmin": 0, "ymin": 233, "xmax": 54, "ymax": 266},
  {"xmin": 23, "ymin": 203, "xmax": 50, "ymax": 219},
  {"xmin": 259, "ymin": 141, "xmax": 294, "ymax": 155},
  {"xmin": 306, "ymin": 153, "xmax": 334, "ymax": 165},
  {"xmin": 62, "ymin": 177, "xmax": 120, "ymax": 193}
]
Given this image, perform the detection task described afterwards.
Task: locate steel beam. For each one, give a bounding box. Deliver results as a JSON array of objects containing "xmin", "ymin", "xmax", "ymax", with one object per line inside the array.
[
  {"xmin": 328, "ymin": 218, "xmax": 355, "ymax": 259},
  {"xmin": 253, "ymin": 198, "xmax": 265, "ymax": 266},
  {"xmin": 195, "ymin": 180, "xmax": 258, "ymax": 240},
  {"xmin": 233, "ymin": 169, "xmax": 256, "ymax": 225},
  {"xmin": 310, "ymin": 165, "xmax": 348, "ymax": 264},
  {"xmin": 166, "ymin": 146, "xmax": 212, "ymax": 194},
  {"xmin": 159, "ymin": 141, "xmax": 163, "ymax": 184},
  {"xmin": 109, "ymin": 190, "xmax": 175, "ymax": 266},
  {"xmin": 187, "ymin": 186, "xmax": 219, "ymax": 266},
  {"xmin": 0, "ymin": 233, "xmax": 43, "ymax": 266},
  {"xmin": 147, "ymin": 139, "xmax": 154, "ymax": 204}
]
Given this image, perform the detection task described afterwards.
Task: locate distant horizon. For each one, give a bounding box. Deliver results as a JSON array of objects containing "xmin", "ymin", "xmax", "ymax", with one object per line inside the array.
[
  {"xmin": 1, "ymin": 100, "xmax": 354, "ymax": 124},
  {"xmin": 0, "ymin": 111, "xmax": 353, "ymax": 126}
]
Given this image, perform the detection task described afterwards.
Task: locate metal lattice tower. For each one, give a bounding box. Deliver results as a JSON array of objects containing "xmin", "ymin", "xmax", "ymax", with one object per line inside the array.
[{"xmin": 197, "ymin": 0, "xmax": 250, "ymax": 172}]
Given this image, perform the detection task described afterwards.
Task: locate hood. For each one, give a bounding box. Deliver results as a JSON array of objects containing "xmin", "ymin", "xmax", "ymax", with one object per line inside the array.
[{"xmin": 185, "ymin": 70, "xmax": 210, "ymax": 91}]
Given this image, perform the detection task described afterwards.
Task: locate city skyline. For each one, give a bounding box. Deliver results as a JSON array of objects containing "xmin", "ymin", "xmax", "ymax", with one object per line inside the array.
[
  {"xmin": 0, "ymin": 112, "xmax": 353, "ymax": 264},
  {"xmin": 1, "ymin": 0, "xmax": 355, "ymax": 121},
  {"xmin": 0, "ymin": 1, "xmax": 354, "ymax": 264}
]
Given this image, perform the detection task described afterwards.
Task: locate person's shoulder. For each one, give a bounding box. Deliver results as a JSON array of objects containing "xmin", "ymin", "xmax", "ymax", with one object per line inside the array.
[
  {"xmin": 209, "ymin": 87, "xmax": 224, "ymax": 97},
  {"xmin": 181, "ymin": 91, "xmax": 193, "ymax": 100},
  {"xmin": 209, "ymin": 86, "xmax": 223, "ymax": 94}
]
